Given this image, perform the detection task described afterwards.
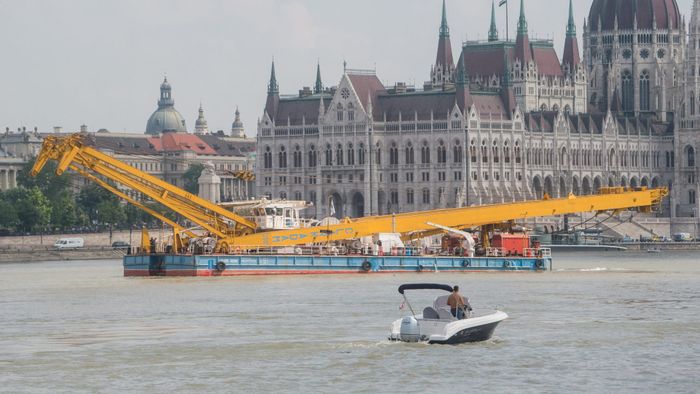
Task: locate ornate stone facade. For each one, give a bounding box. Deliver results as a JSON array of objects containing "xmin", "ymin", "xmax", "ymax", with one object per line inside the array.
[{"xmin": 255, "ymin": 0, "xmax": 698, "ymax": 236}]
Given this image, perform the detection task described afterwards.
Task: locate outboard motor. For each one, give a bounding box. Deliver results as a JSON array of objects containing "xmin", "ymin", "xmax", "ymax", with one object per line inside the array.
[{"xmin": 399, "ymin": 316, "xmax": 420, "ymax": 342}]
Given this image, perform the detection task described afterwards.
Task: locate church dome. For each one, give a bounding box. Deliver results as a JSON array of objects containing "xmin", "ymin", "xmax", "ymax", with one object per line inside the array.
[
  {"xmin": 588, "ymin": 0, "xmax": 681, "ymax": 31},
  {"xmin": 147, "ymin": 107, "xmax": 187, "ymax": 134},
  {"xmin": 146, "ymin": 77, "xmax": 187, "ymax": 135}
]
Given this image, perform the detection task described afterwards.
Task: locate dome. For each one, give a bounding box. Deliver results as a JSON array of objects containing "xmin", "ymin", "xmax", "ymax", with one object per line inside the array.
[
  {"xmin": 588, "ymin": 0, "xmax": 681, "ymax": 31},
  {"xmin": 146, "ymin": 107, "xmax": 187, "ymax": 135},
  {"xmin": 145, "ymin": 77, "xmax": 187, "ymax": 135}
]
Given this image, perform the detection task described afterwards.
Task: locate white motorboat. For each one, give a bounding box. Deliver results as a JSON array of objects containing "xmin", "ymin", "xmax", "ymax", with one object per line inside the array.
[{"xmin": 389, "ymin": 283, "xmax": 508, "ymax": 344}]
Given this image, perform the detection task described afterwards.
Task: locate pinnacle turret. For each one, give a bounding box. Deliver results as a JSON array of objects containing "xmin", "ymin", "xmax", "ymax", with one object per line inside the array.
[
  {"xmin": 566, "ymin": 0, "xmax": 576, "ymax": 36},
  {"xmin": 314, "ymin": 62, "xmax": 323, "ymax": 94},
  {"xmin": 440, "ymin": 0, "xmax": 450, "ymax": 38},
  {"xmin": 268, "ymin": 60, "xmax": 279, "ymax": 95},
  {"xmin": 517, "ymin": 0, "xmax": 528, "ymax": 35},
  {"xmin": 432, "ymin": 0, "xmax": 455, "ymax": 85},
  {"xmin": 488, "ymin": 0, "xmax": 499, "ymax": 42}
]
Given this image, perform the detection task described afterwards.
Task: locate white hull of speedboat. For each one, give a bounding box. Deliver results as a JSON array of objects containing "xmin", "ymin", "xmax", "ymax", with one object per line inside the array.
[{"xmin": 389, "ymin": 310, "xmax": 508, "ymax": 344}]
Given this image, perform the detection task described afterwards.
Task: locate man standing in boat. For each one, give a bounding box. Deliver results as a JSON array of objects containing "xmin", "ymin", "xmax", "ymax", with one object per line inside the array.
[{"xmin": 447, "ymin": 286, "xmax": 471, "ymax": 319}]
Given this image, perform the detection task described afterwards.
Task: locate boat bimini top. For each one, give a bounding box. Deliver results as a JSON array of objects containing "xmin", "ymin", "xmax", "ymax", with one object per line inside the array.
[{"xmin": 398, "ymin": 283, "xmax": 454, "ymax": 294}]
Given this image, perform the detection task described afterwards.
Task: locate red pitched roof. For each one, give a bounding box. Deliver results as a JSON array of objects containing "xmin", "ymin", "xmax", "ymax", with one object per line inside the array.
[
  {"xmin": 157, "ymin": 132, "xmax": 217, "ymax": 155},
  {"xmin": 347, "ymin": 73, "xmax": 386, "ymax": 116},
  {"xmin": 532, "ymin": 47, "xmax": 563, "ymax": 77},
  {"xmin": 462, "ymin": 45, "xmax": 563, "ymax": 79}
]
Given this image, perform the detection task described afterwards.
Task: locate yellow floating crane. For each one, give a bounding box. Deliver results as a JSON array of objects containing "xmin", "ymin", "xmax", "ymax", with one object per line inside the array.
[{"xmin": 32, "ymin": 134, "xmax": 668, "ymax": 252}]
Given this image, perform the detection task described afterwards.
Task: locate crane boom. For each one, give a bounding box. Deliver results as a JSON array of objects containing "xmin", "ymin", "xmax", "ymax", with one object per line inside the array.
[
  {"xmin": 31, "ymin": 134, "xmax": 256, "ymax": 238},
  {"xmin": 231, "ymin": 188, "xmax": 667, "ymax": 247},
  {"xmin": 31, "ymin": 134, "xmax": 669, "ymax": 250}
]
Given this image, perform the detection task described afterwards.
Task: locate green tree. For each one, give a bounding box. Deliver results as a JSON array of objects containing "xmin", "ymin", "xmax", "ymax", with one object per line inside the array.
[
  {"xmin": 0, "ymin": 192, "xmax": 19, "ymax": 230},
  {"xmin": 50, "ymin": 190, "xmax": 79, "ymax": 230},
  {"xmin": 77, "ymin": 184, "xmax": 115, "ymax": 225},
  {"xmin": 183, "ymin": 163, "xmax": 204, "ymax": 194},
  {"xmin": 14, "ymin": 187, "xmax": 52, "ymax": 233},
  {"xmin": 97, "ymin": 200, "xmax": 126, "ymax": 226}
]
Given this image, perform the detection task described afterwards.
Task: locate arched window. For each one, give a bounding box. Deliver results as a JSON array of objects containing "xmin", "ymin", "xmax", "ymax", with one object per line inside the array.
[
  {"xmin": 621, "ymin": 70, "xmax": 634, "ymax": 111},
  {"xmin": 564, "ymin": 105, "xmax": 572, "ymax": 115},
  {"xmin": 405, "ymin": 142, "xmax": 415, "ymax": 164},
  {"xmin": 470, "ymin": 140, "xmax": 477, "ymax": 163},
  {"xmin": 389, "ymin": 142, "xmax": 399, "ymax": 165},
  {"xmin": 540, "ymin": 103, "xmax": 548, "ymax": 111},
  {"xmin": 375, "ymin": 143, "xmax": 382, "ymax": 165},
  {"xmin": 347, "ymin": 143, "xmax": 355, "ymax": 165},
  {"xmin": 347, "ymin": 102, "xmax": 355, "ymax": 121},
  {"xmin": 691, "ymin": 93, "xmax": 696, "ymax": 116},
  {"xmin": 481, "ymin": 140, "xmax": 488, "ymax": 163},
  {"xmin": 325, "ymin": 144, "xmax": 332, "ymax": 166},
  {"xmin": 308, "ymin": 145, "xmax": 317, "ymax": 167},
  {"xmin": 639, "ymin": 70, "xmax": 650, "ymax": 111},
  {"xmin": 278, "ymin": 146, "xmax": 287, "ymax": 168},
  {"xmin": 504, "ymin": 140, "xmax": 511, "ymax": 163},
  {"xmin": 358, "ymin": 143, "xmax": 366, "ymax": 165},
  {"xmin": 437, "ymin": 140, "xmax": 447, "ymax": 164},
  {"xmin": 515, "ymin": 140, "xmax": 521, "ymax": 164},
  {"xmin": 421, "ymin": 141, "xmax": 430, "ymax": 164},
  {"xmin": 293, "ymin": 145, "xmax": 302, "ymax": 168},
  {"xmin": 453, "ymin": 140, "xmax": 462, "ymax": 163},
  {"xmin": 492, "ymin": 140, "xmax": 499, "ymax": 163},
  {"xmin": 687, "ymin": 145, "xmax": 696, "ymax": 167},
  {"xmin": 336, "ymin": 103, "xmax": 344, "ymax": 121},
  {"xmin": 336, "ymin": 144, "xmax": 344, "ymax": 165},
  {"xmin": 264, "ymin": 146, "xmax": 272, "ymax": 169}
]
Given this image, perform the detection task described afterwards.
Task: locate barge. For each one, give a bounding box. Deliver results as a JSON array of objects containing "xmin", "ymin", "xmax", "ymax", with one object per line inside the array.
[{"xmin": 123, "ymin": 252, "xmax": 551, "ymax": 276}]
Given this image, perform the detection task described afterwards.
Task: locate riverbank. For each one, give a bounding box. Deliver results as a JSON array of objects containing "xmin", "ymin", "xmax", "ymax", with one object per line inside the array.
[
  {"xmin": 0, "ymin": 246, "xmax": 124, "ymax": 264},
  {"xmin": 0, "ymin": 229, "xmax": 151, "ymax": 248}
]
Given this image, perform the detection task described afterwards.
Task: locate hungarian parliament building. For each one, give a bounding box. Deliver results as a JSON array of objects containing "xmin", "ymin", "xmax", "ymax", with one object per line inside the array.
[{"xmin": 256, "ymin": 0, "xmax": 700, "ymax": 234}]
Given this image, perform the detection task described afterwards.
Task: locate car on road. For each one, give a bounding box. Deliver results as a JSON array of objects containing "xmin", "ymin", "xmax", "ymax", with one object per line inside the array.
[
  {"xmin": 111, "ymin": 241, "xmax": 130, "ymax": 249},
  {"xmin": 54, "ymin": 238, "xmax": 85, "ymax": 249}
]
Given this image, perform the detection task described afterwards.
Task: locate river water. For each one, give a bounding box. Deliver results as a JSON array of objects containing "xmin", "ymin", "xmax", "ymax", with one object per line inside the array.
[{"xmin": 1, "ymin": 252, "xmax": 698, "ymax": 393}]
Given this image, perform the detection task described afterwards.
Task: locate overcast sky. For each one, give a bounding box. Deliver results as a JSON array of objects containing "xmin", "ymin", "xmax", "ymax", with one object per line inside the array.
[{"xmin": 0, "ymin": 0, "xmax": 693, "ymax": 136}]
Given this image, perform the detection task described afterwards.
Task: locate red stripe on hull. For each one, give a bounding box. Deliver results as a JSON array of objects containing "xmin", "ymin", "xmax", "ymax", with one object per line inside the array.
[{"xmin": 124, "ymin": 268, "xmax": 522, "ymax": 277}]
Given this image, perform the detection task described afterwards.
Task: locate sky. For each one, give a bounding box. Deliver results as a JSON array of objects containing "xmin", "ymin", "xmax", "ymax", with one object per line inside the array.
[{"xmin": 0, "ymin": 0, "xmax": 694, "ymax": 137}]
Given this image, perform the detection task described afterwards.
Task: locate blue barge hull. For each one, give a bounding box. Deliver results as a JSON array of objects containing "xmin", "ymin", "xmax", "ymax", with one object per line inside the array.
[{"xmin": 123, "ymin": 254, "xmax": 551, "ymax": 276}]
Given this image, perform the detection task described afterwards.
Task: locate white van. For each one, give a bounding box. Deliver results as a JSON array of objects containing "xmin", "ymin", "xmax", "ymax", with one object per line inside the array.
[{"xmin": 54, "ymin": 238, "xmax": 85, "ymax": 249}]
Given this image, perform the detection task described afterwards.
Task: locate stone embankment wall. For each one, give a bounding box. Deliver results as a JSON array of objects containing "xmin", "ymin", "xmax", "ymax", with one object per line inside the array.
[
  {"xmin": 0, "ymin": 247, "xmax": 125, "ymax": 263},
  {"xmin": 0, "ymin": 230, "xmax": 137, "ymax": 248},
  {"xmin": 0, "ymin": 230, "xmax": 147, "ymax": 263}
]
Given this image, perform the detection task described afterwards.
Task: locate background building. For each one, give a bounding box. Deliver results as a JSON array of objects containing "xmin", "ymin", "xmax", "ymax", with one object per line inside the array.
[{"xmin": 255, "ymin": 0, "xmax": 697, "ymax": 237}]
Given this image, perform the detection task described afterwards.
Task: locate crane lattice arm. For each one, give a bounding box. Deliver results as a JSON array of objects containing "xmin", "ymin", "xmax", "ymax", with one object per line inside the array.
[
  {"xmin": 31, "ymin": 134, "xmax": 256, "ymax": 239},
  {"xmin": 231, "ymin": 188, "xmax": 668, "ymax": 247}
]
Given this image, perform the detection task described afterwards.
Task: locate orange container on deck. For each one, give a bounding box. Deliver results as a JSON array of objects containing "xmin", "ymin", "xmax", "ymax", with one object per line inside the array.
[{"xmin": 491, "ymin": 234, "xmax": 530, "ymax": 256}]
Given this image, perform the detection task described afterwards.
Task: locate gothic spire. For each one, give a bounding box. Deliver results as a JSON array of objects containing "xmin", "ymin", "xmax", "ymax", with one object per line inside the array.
[
  {"xmin": 489, "ymin": 0, "xmax": 499, "ymax": 42},
  {"xmin": 562, "ymin": 0, "xmax": 581, "ymax": 69},
  {"xmin": 514, "ymin": 0, "xmax": 533, "ymax": 64},
  {"xmin": 432, "ymin": 0, "xmax": 455, "ymax": 84},
  {"xmin": 268, "ymin": 60, "xmax": 279, "ymax": 95},
  {"xmin": 566, "ymin": 0, "xmax": 576, "ymax": 36},
  {"xmin": 517, "ymin": 0, "xmax": 528, "ymax": 35},
  {"xmin": 440, "ymin": 0, "xmax": 450, "ymax": 38},
  {"xmin": 314, "ymin": 61, "xmax": 323, "ymax": 94}
]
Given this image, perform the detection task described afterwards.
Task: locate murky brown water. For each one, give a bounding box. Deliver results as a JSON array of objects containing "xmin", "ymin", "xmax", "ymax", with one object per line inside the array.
[{"xmin": 1, "ymin": 251, "xmax": 698, "ymax": 393}]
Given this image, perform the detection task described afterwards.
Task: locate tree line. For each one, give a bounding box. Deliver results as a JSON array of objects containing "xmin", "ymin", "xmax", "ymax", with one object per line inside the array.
[{"xmin": 0, "ymin": 159, "xmax": 193, "ymax": 235}]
